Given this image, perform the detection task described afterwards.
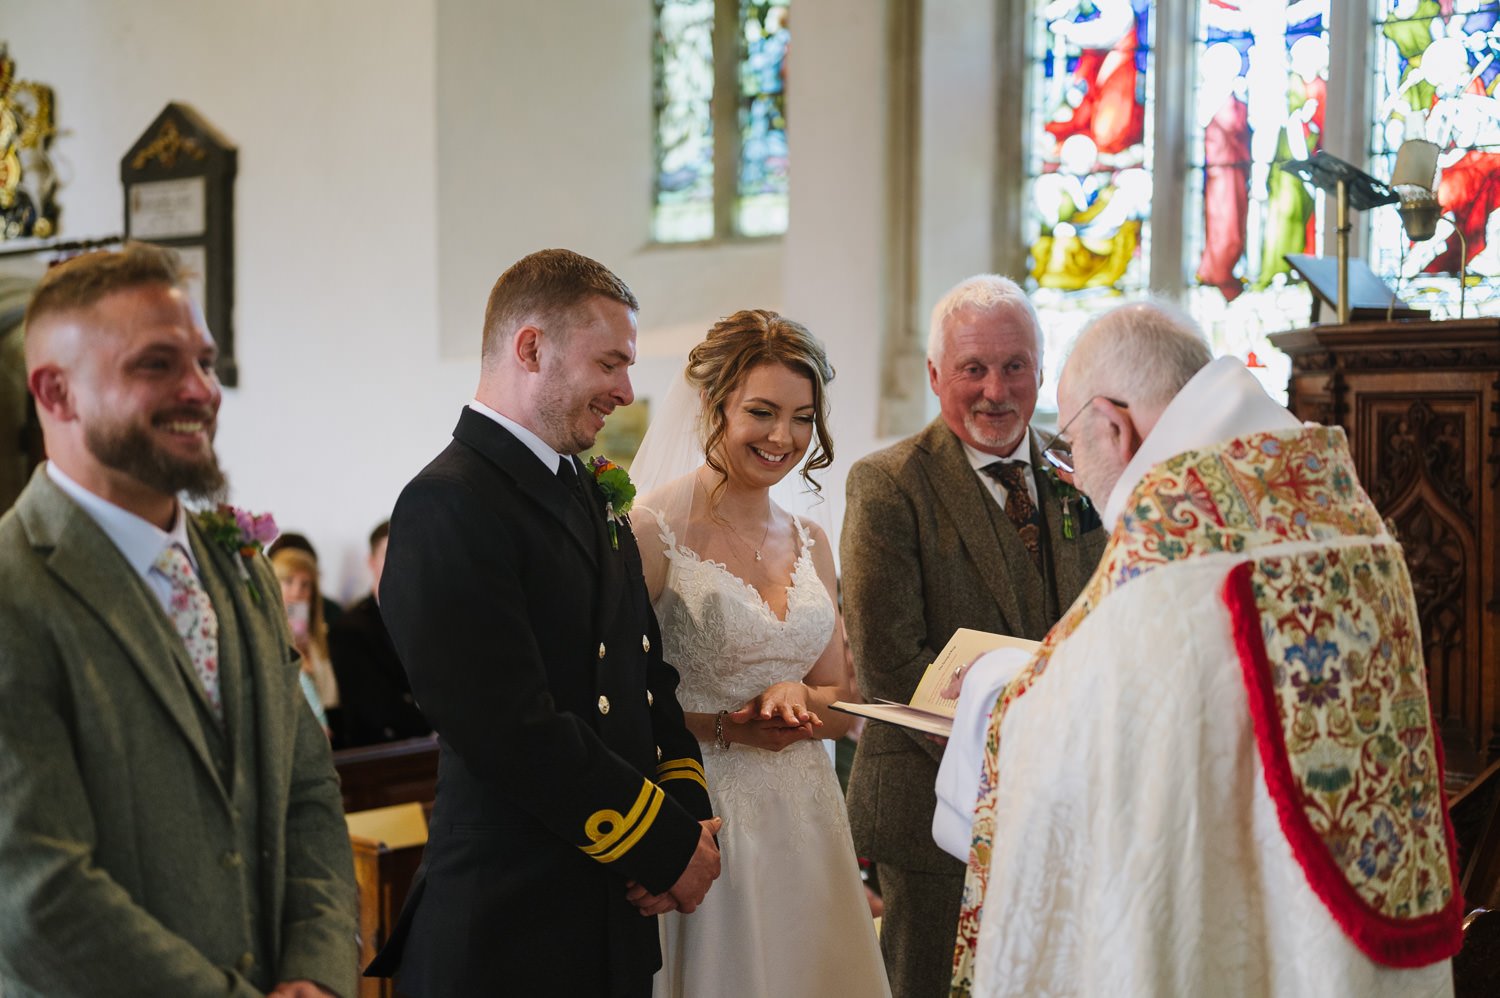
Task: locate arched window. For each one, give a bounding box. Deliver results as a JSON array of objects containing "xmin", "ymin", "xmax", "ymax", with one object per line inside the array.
[
  {"xmin": 653, "ymin": 0, "xmax": 790, "ymax": 243},
  {"xmin": 1019, "ymin": 1, "xmax": 1500, "ymax": 407}
]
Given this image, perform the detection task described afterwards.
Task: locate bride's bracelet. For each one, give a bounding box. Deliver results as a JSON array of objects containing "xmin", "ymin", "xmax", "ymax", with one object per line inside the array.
[{"xmin": 714, "ymin": 709, "xmax": 729, "ymax": 751}]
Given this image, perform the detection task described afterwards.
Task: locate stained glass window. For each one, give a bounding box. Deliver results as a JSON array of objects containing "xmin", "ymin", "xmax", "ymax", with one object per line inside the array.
[
  {"xmin": 1184, "ymin": 0, "xmax": 1328, "ymax": 385},
  {"xmin": 738, "ymin": 1, "xmax": 790, "ymax": 236},
  {"xmin": 653, "ymin": 0, "xmax": 716, "ymax": 243},
  {"xmin": 653, "ymin": 0, "xmax": 790, "ymax": 243},
  {"xmin": 1026, "ymin": 0, "xmax": 1154, "ymax": 410},
  {"xmin": 1371, "ymin": 0, "xmax": 1500, "ymax": 318}
]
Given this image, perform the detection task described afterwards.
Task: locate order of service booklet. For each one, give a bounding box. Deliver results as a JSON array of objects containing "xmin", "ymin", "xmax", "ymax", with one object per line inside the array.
[{"xmin": 831, "ymin": 628, "xmax": 1040, "ymax": 738}]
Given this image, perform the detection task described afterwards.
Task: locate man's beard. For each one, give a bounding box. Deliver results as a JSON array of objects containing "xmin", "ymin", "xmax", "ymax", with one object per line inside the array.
[
  {"xmin": 964, "ymin": 404, "xmax": 1025, "ymax": 453},
  {"xmin": 85, "ymin": 415, "xmax": 229, "ymax": 504}
]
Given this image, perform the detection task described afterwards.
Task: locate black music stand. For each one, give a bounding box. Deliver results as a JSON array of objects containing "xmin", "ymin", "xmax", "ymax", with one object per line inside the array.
[{"xmin": 1280, "ymin": 151, "xmax": 1399, "ymax": 323}]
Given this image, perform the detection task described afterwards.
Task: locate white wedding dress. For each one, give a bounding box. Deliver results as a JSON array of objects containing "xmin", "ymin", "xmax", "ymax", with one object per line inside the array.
[{"xmin": 648, "ymin": 512, "xmax": 890, "ymax": 998}]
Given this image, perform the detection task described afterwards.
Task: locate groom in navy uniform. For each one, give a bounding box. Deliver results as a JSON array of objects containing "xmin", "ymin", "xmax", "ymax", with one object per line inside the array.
[{"xmin": 367, "ymin": 249, "xmax": 721, "ymax": 996}]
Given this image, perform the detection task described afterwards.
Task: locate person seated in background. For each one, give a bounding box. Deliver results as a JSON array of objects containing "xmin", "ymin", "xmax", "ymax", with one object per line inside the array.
[
  {"xmin": 270, "ymin": 545, "xmax": 339, "ymax": 741},
  {"xmin": 267, "ymin": 531, "xmax": 344, "ymax": 624},
  {"xmin": 328, "ymin": 520, "xmax": 431, "ymax": 746}
]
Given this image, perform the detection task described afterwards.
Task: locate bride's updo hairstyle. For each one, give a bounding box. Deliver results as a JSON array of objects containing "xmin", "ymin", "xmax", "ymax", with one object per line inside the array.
[{"xmin": 686, "ymin": 308, "xmax": 835, "ymax": 500}]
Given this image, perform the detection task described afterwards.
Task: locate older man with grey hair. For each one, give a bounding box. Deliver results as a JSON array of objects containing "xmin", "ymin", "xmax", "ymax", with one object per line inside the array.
[
  {"xmin": 939, "ymin": 301, "xmax": 1462, "ymax": 997},
  {"xmin": 841, "ymin": 274, "xmax": 1107, "ymax": 998}
]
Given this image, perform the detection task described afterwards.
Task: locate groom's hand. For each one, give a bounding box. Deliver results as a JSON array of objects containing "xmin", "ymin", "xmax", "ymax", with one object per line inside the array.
[
  {"xmin": 624, "ymin": 880, "xmax": 678, "ymax": 917},
  {"xmin": 668, "ymin": 816, "xmax": 723, "ymax": 913}
]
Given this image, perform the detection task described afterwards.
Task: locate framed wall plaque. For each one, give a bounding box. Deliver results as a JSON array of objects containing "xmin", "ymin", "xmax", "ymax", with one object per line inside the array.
[{"xmin": 121, "ymin": 103, "xmax": 238, "ymax": 385}]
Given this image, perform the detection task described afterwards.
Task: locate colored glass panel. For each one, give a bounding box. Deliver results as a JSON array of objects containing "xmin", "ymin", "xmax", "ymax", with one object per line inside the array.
[
  {"xmin": 1027, "ymin": 0, "xmax": 1154, "ymax": 411},
  {"xmin": 737, "ymin": 0, "xmax": 790, "ymax": 236},
  {"xmin": 654, "ymin": 0, "xmax": 716, "ymax": 243},
  {"xmin": 1184, "ymin": 1, "xmax": 1327, "ymax": 389},
  {"xmin": 1371, "ymin": 1, "xmax": 1500, "ymax": 318}
]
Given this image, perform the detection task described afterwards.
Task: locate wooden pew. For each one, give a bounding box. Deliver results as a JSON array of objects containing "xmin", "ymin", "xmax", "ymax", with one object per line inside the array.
[
  {"xmin": 1449, "ymin": 758, "xmax": 1500, "ymax": 910},
  {"xmin": 334, "ymin": 739, "xmax": 438, "ymax": 996},
  {"xmin": 347, "ymin": 803, "xmax": 429, "ymax": 998},
  {"xmin": 333, "ymin": 736, "xmax": 439, "ymax": 814}
]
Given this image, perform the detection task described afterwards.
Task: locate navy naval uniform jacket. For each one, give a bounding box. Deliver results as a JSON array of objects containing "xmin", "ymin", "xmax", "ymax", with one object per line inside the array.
[{"xmin": 366, "ymin": 409, "xmax": 712, "ymax": 996}]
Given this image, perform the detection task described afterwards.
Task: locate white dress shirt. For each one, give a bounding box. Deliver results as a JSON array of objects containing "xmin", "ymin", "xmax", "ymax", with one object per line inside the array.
[
  {"xmin": 467, "ymin": 399, "xmax": 572, "ymax": 474},
  {"xmin": 46, "ymin": 462, "xmax": 197, "ymax": 614}
]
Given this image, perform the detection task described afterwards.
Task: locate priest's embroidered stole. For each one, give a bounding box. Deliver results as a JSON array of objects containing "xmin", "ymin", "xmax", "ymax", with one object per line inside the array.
[{"xmin": 951, "ymin": 426, "xmax": 1462, "ymax": 995}]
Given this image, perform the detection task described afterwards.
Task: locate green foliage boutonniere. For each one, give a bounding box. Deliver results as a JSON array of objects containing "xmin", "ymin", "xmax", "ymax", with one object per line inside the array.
[
  {"xmin": 195, "ymin": 504, "xmax": 278, "ymax": 602},
  {"xmin": 1040, "ymin": 465, "xmax": 1091, "ymax": 539},
  {"xmin": 588, "ymin": 456, "xmax": 636, "ymax": 550}
]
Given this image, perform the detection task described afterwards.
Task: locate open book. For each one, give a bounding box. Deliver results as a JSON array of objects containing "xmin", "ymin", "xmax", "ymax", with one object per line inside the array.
[{"xmin": 831, "ymin": 628, "xmax": 1040, "ymax": 738}]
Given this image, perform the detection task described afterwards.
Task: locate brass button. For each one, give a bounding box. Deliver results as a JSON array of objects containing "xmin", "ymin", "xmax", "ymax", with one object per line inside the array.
[
  {"xmin": 656, "ymin": 745, "xmax": 663, "ymax": 761},
  {"xmin": 221, "ymin": 850, "xmax": 243, "ymax": 870},
  {"xmin": 597, "ymin": 695, "xmax": 610, "ymax": 715},
  {"xmin": 237, "ymin": 952, "xmax": 254, "ymax": 974},
  {"xmin": 646, "ymin": 689, "xmax": 655, "ymax": 706},
  {"xmin": 598, "ymin": 642, "xmax": 607, "ymax": 659},
  {"xmin": 642, "ymin": 634, "xmax": 651, "ymax": 653}
]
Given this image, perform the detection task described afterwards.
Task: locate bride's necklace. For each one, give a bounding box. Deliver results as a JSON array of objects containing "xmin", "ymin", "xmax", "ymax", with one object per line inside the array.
[
  {"xmin": 723, "ymin": 513, "xmax": 772, "ymax": 562},
  {"xmin": 698, "ymin": 472, "xmax": 773, "ymax": 562}
]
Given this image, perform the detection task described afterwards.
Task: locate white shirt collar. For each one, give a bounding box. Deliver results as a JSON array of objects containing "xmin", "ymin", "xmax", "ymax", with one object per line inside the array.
[
  {"xmin": 46, "ymin": 461, "xmax": 196, "ymax": 576},
  {"xmin": 961, "ymin": 436, "xmax": 1033, "ymax": 474},
  {"xmin": 1102, "ymin": 357, "xmax": 1303, "ymax": 530},
  {"xmin": 467, "ymin": 399, "xmax": 569, "ymax": 473}
]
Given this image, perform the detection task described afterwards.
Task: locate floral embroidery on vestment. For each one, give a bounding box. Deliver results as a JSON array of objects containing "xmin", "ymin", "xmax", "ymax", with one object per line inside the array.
[{"xmin": 950, "ymin": 426, "xmax": 1460, "ymax": 994}]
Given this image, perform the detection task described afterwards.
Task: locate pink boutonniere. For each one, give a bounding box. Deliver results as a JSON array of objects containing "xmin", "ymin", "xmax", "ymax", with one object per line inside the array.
[
  {"xmin": 588, "ymin": 456, "xmax": 636, "ymax": 550},
  {"xmin": 195, "ymin": 504, "xmax": 278, "ymax": 601}
]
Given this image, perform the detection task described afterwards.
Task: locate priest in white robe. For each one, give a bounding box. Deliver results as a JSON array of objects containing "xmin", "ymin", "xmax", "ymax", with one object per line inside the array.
[{"xmin": 938, "ymin": 302, "xmax": 1464, "ymax": 997}]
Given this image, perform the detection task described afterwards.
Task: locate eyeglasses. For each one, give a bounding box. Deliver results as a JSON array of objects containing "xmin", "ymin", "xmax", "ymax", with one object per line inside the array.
[{"xmin": 1040, "ymin": 396, "xmax": 1129, "ymax": 474}]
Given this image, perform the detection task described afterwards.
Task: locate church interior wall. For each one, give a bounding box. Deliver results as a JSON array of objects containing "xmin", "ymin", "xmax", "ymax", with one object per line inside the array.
[{"xmin": 2, "ymin": 0, "xmax": 1014, "ymax": 592}]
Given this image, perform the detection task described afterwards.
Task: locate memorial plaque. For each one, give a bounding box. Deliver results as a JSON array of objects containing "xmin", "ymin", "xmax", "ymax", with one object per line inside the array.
[{"xmin": 121, "ymin": 104, "xmax": 238, "ymax": 385}]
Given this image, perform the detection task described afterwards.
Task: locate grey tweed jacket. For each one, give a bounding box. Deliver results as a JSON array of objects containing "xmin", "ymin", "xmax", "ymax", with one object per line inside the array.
[
  {"xmin": 841, "ymin": 419, "xmax": 1106, "ymax": 873},
  {"xmin": 0, "ymin": 469, "xmax": 358, "ymax": 997}
]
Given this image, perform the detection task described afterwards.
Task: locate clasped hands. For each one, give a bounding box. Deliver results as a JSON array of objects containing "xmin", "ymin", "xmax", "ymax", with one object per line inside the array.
[
  {"xmin": 625, "ymin": 816, "xmax": 723, "ymax": 917},
  {"xmin": 724, "ymin": 680, "xmax": 822, "ymax": 752}
]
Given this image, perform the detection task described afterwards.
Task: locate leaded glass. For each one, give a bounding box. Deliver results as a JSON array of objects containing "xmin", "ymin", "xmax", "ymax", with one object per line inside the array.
[
  {"xmin": 1184, "ymin": 0, "xmax": 1327, "ymax": 385},
  {"xmin": 654, "ymin": 0, "xmax": 716, "ymax": 243},
  {"xmin": 1027, "ymin": 0, "xmax": 1154, "ymax": 411},
  {"xmin": 1371, "ymin": 0, "xmax": 1500, "ymax": 318},
  {"xmin": 737, "ymin": 0, "xmax": 790, "ymax": 236}
]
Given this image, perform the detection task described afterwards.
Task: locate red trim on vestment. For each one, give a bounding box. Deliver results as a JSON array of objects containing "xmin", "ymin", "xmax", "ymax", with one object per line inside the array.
[{"xmin": 1222, "ymin": 562, "xmax": 1464, "ymax": 968}]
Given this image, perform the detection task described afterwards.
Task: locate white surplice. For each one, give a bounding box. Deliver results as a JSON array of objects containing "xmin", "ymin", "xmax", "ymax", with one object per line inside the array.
[{"xmin": 939, "ymin": 359, "xmax": 1455, "ymax": 997}]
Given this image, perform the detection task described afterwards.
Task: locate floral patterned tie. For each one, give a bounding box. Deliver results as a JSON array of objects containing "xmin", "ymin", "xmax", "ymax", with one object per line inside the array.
[
  {"xmin": 982, "ymin": 461, "xmax": 1042, "ymax": 571},
  {"xmin": 154, "ymin": 543, "xmax": 223, "ymax": 721}
]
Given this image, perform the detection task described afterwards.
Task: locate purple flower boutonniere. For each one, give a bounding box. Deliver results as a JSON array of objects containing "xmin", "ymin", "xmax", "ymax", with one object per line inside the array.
[
  {"xmin": 588, "ymin": 456, "xmax": 636, "ymax": 550},
  {"xmin": 195, "ymin": 504, "xmax": 278, "ymax": 602}
]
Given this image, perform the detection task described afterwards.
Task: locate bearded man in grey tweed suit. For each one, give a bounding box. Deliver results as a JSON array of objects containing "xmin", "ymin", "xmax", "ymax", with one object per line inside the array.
[
  {"xmin": 841, "ymin": 275, "xmax": 1106, "ymax": 998},
  {"xmin": 0, "ymin": 244, "xmax": 357, "ymax": 997}
]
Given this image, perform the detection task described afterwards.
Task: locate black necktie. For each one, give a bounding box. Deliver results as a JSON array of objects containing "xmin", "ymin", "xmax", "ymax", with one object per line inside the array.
[
  {"xmin": 981, "ymin": 460, "xmax": 1042, "ymax": 570},
  {"xmin": 557, "ymin": 457, "xmax": 591, "ymax": 514}
]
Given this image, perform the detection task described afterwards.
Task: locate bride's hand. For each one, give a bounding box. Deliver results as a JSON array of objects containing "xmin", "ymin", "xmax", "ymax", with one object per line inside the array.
[
  {"xmin": 730, "ymin": 681, "xmax": 823, "ymax": 729},
  {"xmin": 724, "ymin": 714, "xmax": 818, "ymax": 752}
]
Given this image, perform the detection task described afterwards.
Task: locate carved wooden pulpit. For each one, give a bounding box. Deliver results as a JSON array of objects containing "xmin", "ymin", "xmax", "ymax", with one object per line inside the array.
[{"xmin": 1269, "ymin": 319, "xmax": 1500, "ymax": 787}]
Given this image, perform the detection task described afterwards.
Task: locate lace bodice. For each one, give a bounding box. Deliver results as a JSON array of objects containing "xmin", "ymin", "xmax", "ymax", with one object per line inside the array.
[{"xmin": 648, "ymin": 514, "xmax": 835, "ymax": 713}]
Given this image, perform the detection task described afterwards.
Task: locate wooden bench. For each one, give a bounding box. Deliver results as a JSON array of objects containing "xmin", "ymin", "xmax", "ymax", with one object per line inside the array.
[
  {"xmin": 334, "ymin": 736, "xmax": 439, "ymax": 814},
  {"xmin": 347, "ymin": 802, "xmax": 429, "ymax": 998}
]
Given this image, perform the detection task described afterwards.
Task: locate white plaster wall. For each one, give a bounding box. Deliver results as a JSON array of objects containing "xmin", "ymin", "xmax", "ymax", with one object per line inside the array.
[
  {"xmin": 780, "ymin": 0, "xmax": 893, "ymax": 543},
  {"xmin": 2, "ymin": 0, "xmax": 451, "ymax": 598},
  {"xmin": 2, "ymin": 0, "xmax": 964, "ymax": 589}
]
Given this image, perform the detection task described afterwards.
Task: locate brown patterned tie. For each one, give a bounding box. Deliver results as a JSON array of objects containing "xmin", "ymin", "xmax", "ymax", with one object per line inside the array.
[{"xmin": 982, "ymin": 461, "xmax": 1042, "ymax": 570}]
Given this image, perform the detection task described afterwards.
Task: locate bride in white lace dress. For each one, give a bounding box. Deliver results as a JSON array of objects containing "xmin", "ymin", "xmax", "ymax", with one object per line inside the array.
[{"xmin": 631, "ymin": 310, "xmax": 889, "ymax": 998}]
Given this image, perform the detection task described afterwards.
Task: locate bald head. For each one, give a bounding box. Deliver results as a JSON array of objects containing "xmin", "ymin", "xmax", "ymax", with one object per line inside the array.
[
  {"xmin": 1059, "ymin": 301, "xmax": 1212, "ymax": 433},
  {"xmin": 1054, "ymin": 301, "xmax": 1212, "ymax": 506}
]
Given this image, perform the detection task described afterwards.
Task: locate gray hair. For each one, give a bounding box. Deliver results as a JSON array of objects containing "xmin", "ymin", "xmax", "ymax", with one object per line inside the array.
[
  {"xmin": 1062, "ymin": 300, "xmax": 1212, "ymax": 412},
  {"xmin": 926, "ymin": 274, "xmax": 1043, "ymax": 369}
]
